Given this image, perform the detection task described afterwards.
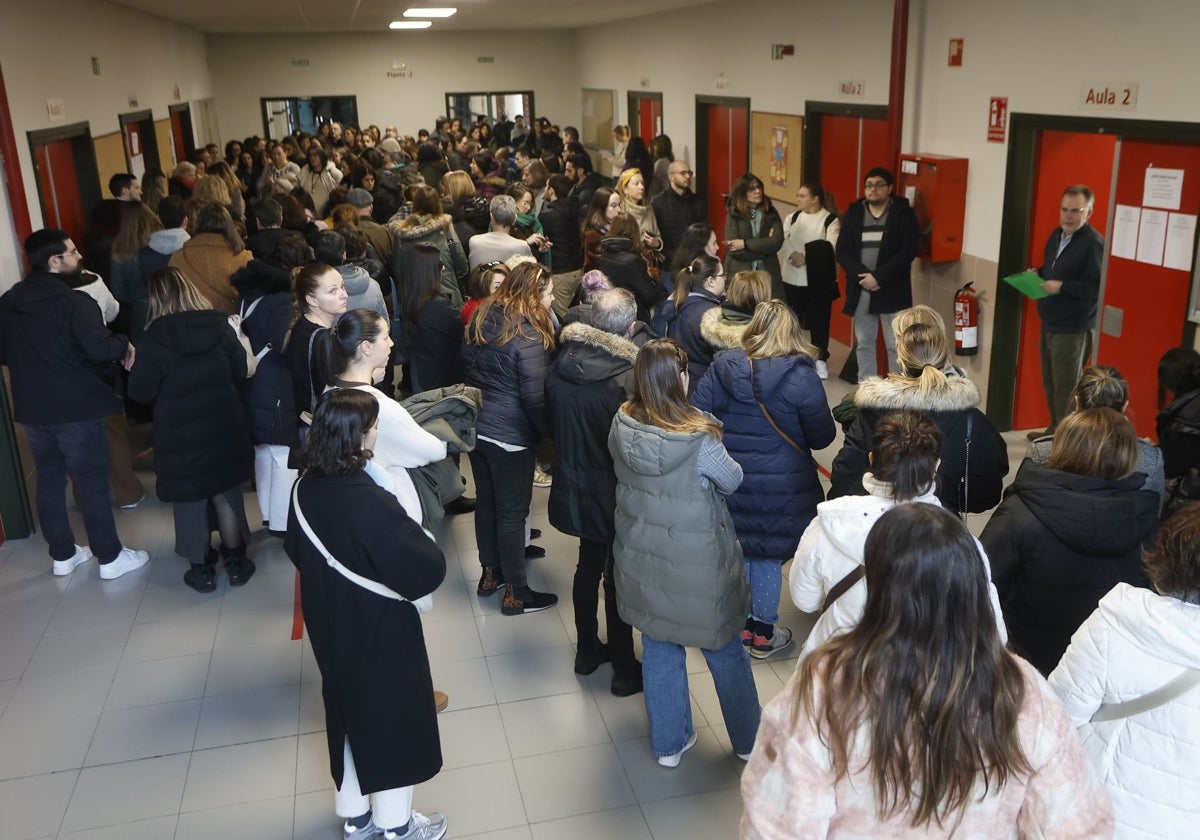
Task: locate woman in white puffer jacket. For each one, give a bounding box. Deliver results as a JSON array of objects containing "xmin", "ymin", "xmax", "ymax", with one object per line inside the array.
[
  {"xmin": 1049, "ymin": 504, "xmax": 1200, "ymax": 840},
  {"xmin": 790, "ymin": 408, "xmax": 1006, "ymax": 656}
]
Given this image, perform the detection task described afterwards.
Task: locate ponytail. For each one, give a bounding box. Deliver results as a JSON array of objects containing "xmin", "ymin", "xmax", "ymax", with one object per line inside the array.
[
  {"xmin": 311, "ymin": 309, "xmax": 388, "ymax": 394},
  {"xmin": 674, "ymin": 254, "xmax": 722, "ymax": 310}
]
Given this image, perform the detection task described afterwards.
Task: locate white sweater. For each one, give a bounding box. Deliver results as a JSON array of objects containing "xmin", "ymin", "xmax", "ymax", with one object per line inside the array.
[
  {"xmin": 1049, "ymin": 583, "xmax": 1200, "ymax": 840},
  {"xmin": 779, "ymin": 208, "xmax": 840, "ymax": 288},
  {"xmin": 790, "ymin": 473, "xmax": 1007, "ymax": 655}
]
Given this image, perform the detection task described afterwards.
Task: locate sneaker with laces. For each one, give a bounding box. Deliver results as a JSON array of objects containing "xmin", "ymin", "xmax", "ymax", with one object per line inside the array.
[
  {"xmin": 476, "ymin": 566, "xmax": 505, "ymax": 596},
  {"xmin": 532, "ymin": 466, "xmax": 553, "ymax": 488},
  {"xmin": 750, "ymin": 626, "xmax": 794, "ymax": 660},
  {"xmin": 383, "ymin": 811, "xmax": 447, "ymax": 840},
  {"xmin": 815, "ymin": 360, "xmax": 829, "ymax": 380},
  {"xmin": 53, "ymin": 545, "xmax": 94, "ymax": 576},
  {"xmin": 657, "ymin": 732, "xmax": 698, "ymax": 768},
  {"xmin": 345, "ymin": 817, "xmax": 383, "ymax": 840},
  {"xmin": 501, "ymin": 583, "xmax": 558, "ymax": 616},
  {"xmin": 99, "ymin": 547, "xmax": 149, "ymax": 580}
]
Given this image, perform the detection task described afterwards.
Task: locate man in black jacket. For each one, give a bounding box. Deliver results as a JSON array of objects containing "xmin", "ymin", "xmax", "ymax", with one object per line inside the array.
[
  {"xmin": 836, "ymin": 167, "xmax": 920, "ymax": 380},
  {"xmin": 545, "ymin": 288, "xmax": 642, "ymax": 697},
  {"xmin": 1033, "ymin": 184, "xmax": 1105, "ymax": 436},
  {"xmin": 0, "ymin": 229, "xmax": 149, "ymax": 579},
  {"xmin": 565, "ymin": 153, "xmax": 603, "ymax": 213},
  {"xmin": 651, "ymin": 160, "xmax": 705, "ymax": 261}
]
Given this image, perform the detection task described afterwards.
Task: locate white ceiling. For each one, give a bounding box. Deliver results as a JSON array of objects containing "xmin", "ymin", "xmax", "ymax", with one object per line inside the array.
[{"xmin": 111, "ymin": 0, "xmax": 718, "ymax": 34}]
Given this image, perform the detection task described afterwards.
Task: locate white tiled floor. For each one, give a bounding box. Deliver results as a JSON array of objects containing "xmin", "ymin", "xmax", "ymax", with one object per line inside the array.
[{"xmin": 0, "ymin": 340, "xmax": 1032, "ymax": 839}]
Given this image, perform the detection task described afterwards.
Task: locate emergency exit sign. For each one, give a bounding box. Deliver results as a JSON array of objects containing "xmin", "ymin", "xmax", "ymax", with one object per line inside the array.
[{"xmin": 477, "ymin": 56, "xmax": 494, "ymax": 63}]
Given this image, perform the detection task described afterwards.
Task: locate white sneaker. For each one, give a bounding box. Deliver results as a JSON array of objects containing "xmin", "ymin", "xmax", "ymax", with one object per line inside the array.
[
  {"xmin": 52, "ymin": 545, "xmax": 94, "ymax": 576},
  {"xmin": 736, "ymin": 751, "xmax": 753, "ymax": 761},
  {"xmin": 99, "ymin": 547, "xmax": 150, "ymax": 580},
  {"xmin": 815, "ymin": 360, "xmax": 829, "ymax": 380},
  {"xmin": 657, "ymin": 731, "xmax": 698, "ymax": 768},
  {"xmin": 532, "ymin": 466, "xmax": 553, "ymax": 488},
  {"xmin": 383, "ymin": 812, "xmax": 447, "ymax": 840}
]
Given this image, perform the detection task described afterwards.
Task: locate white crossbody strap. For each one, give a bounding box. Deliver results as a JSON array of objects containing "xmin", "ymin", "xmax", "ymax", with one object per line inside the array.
[
  {"xmin": 291, "ymin": 478, "xmax": 407, "ymax": 602},
  {"xmin": 1090, "ymin": 668, "xmax": 1200, "ymax": 723}
]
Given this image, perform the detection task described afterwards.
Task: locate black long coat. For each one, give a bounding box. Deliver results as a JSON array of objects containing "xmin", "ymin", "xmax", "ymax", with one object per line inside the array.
[
  {"xmin": 127, "ymin": 310, "xmax": 253, "ymax": 502},
  {"xmin": 285, "ymin": 470, "xmax": 446, "ymax": 793}
]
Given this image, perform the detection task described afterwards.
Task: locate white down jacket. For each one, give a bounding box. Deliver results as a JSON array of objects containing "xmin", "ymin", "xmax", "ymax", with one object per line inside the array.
[
  {"xmin": 790, "ymin": 473, "xmax": 1007, "ymax": 655},
  {"xmin": 1048, "ymin": 583, "xmax": 1200, "ymax": 840}
]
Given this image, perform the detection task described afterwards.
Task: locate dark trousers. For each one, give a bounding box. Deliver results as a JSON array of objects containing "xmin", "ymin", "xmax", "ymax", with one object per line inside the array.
[
  {"xmin": 784, "ymin": 284, "xmax": 832, "ymax": 361},
  {"xmin": 1040, "ymin": 328, "xmax": 1093, "ymax": 430},
  {"xmin": 468, "ymin": 440, "xmax": 535, "ymax": 588},
  {"xmin": 25, "ymin": 420, "xmax": 122, "ymax": 564},
  {"xmin": 573, "ymin": 538, "xmax": 636, "ymax": 670}
]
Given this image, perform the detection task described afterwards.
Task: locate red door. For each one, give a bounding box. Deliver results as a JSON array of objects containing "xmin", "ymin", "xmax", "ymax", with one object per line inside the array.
[
  {"xmin": 704, "ymin": 103, "xmax": 749, "ymax": 257},
  {"xmin": 633, "ymin": 96, "xmax": 661, "ymax": 142},
  {"xmin": 1011, "ymin": 130, "xmax": 1117, "ymax": 432},
  {"xmin": 171, "ymin": 110, "xmax": 187, "ymax": 165},
  {"xmin": 1096, "ymin": 139, "xmax": 1200, "ymax": 438},
  {"xmin": 818, "ymin": 115, "xmax": 889, "ymax": 350},
  {"xmin": 34, "ymin": 139, "xmax": 86, "ymax": 254}
]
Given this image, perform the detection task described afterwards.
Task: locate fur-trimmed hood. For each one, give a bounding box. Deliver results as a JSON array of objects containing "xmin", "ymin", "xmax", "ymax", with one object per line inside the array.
[
  {"xmin": 388, "ymin": 213, "xmax": 452, "ymax": 240},
  {"xmin": 555, "ymin": 321, "xmax": 638, "ymax": 385},
  {"xmin": 699, "ymin": 304, "xmax": 753, "ymax": 351},
  {"xmin": 231, "ymin": 259, "xmax": 292, "ymax": 299},
  {"xmin": 854, "ymin": 372, "xmax": 981, "ymax": 413}
]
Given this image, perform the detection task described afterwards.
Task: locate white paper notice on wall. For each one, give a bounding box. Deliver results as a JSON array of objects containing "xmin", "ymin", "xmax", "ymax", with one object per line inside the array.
[
  {"xmin": 1111, "ymin": 204, "xmax": 1140, "ymax": 260},
  {"xmin": 1144, "ymin": 168, "xmax": 1184, "ymax": 210},
  {"xmin": 1164, "ymin": 213, "xmax": 1198, "ymax": 272},
  {"xmin": 1137, "ymin": 209, "xmax": 1168, "ymax": 265}
]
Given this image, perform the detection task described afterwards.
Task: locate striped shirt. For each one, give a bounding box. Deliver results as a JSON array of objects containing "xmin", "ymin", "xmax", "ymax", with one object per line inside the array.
[{"xmin": 860, "ymin": 203, "xmax": 889, "ymax": 272}]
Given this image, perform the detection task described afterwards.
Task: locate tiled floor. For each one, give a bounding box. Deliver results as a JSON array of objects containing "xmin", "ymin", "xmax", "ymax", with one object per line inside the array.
[{"xmin": 0, "ymin": 341, "xmax": 1031, "ymax": 839}]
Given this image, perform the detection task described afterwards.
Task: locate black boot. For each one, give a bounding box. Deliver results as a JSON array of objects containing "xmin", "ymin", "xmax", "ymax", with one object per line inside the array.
[
  {"xmin": 574, "ymin": 641, "xmax": 610, "ymax": 675},
  {"xmin": 221, "ymin": 544, "xmax": 256, "ymax": 587},
  {"xmin": 183, "ymin": 562, "xmax": 217, "ymax": 594}
]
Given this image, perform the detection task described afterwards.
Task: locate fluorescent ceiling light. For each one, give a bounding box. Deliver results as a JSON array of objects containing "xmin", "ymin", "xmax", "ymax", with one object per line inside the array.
[
  {"xmin": 403, "ymin": 7, "xmax": 457, "ymax": 17},
  {"xmin": 390, "ymin": 20, "xmax": 433, "ymax": 28}
]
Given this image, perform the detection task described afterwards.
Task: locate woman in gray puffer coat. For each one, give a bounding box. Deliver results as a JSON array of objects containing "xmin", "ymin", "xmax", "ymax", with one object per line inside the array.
[{"xmin": 608, "ymin": 338, "xmax": 761, "ymax": 769}]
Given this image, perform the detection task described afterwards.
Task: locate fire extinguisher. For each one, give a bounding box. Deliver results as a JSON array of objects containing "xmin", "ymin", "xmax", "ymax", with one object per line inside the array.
[{"xmin": 954, "ymin": 282, "xmax": 978, "ymax": 356}]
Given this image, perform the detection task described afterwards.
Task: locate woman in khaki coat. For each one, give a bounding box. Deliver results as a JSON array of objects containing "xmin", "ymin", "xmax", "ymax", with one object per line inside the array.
[{"xmin": 168, "ymin": 202, "xmax": 252, "ymax": 314}]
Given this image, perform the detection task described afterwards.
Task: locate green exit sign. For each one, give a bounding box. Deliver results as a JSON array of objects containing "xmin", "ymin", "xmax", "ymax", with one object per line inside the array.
[
  {"xmin": 477, "ymin": 56, "xmax": 494, "ymax": 63},
  {"xmin": 291, "ymin": 59, "xmax": 310, "ymax": 67}
]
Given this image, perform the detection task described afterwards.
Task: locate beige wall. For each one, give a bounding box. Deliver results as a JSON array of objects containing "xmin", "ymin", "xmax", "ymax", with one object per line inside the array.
[
  {"xmin": 205, "ymin": 32, "xmax": 582, "ymax": 144},
  {"xmin": 0, "ymin": 0, "xmax": 212, "ymax": 237}
]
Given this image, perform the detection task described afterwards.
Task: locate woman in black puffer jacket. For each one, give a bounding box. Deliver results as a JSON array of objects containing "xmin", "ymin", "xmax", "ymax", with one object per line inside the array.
[
  {"xmin": 463, "ymin": 262, "xmax": 558, "ymax": 615},
  {"xmin": 599, "ymin": 213, "xmax": 666, "ymax": 323}
]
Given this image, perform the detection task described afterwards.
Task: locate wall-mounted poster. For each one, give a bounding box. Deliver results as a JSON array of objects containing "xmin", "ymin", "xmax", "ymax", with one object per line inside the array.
[{"xmin": 751, "ymin": 111, "xmax": 804, "ymax": 203}]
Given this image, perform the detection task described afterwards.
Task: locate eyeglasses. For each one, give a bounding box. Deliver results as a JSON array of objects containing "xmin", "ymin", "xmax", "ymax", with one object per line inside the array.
[
  {"xmin": 56, "ymin": 249, "xmax": 81, "ymax": 259},
  {"xmin": 864, "ymin": 181, "xmax": 890, "ymax": 191},
  {"xmin": 674, "ymin": 169, "xmax": 694, "ymax": 177}
]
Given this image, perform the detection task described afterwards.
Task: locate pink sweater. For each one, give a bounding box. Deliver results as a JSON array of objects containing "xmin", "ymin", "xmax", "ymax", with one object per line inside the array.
[{"xmin": 740, "ymin": 657, "xmax": 1113, "ymax": 839}]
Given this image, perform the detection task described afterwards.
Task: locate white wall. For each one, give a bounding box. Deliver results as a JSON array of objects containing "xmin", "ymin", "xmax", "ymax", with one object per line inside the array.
[
  {"xmin": 575, "ymin": 0, "xmax": 895, "ymax": 168},
  {"xmin": 206, "ymin": 32, "xmax": 582, "ymax": 143},
  {"xmin": 0, "ymin": 0, "xmax": 212, "ymax": 236},
  {"xmin": 913, "ymin": 0, "xmax": 1200, "ymax": 260}
]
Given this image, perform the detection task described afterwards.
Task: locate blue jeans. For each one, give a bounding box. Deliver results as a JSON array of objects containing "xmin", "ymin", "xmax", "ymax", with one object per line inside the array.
[
  {"xmin": 641, "ymin": 632, "xmax": 761, "ymax": 756},
  {"xmin": 745, "ymin": 559, "xmax": 782, "ymax": 625},
  {"xmin": 852, "ymin": 292, "xmax": 899, "ymax": 380},
  {"xmin": 24, "ymin": 420, "xmax": 122, "ymax": 564}
]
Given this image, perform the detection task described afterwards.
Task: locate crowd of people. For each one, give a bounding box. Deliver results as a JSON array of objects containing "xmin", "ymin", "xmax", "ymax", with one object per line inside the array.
[{"xmin": 5, "ymin": 108, "xmax": 1200, "ymax": 839}]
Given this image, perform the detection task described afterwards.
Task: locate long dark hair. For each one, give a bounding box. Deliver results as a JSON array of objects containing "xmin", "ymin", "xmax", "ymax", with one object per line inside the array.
[
  {"xmin": 301, "ymin": 389, "xmax": 379, "ymax": 477},
  {"xmin": 668, "ymin": 222, "xmax": 714, "ymax": 275},
  {"xmin": 673, "ymin": 254, "xmax": 722, "ymax": 311},
  {"xmin": 796, "ymin": 503, "xmax": 1030, "ymax": 828},
  {"xmin": 311, "ymin": 308, "xmax": 388, "ymax": 392},
  {"xmin": 869, "ymin": 411, "xmax": 943, "ymax": 501},
  {"xmin": 623, "ymin": 136, "xmax": 654, "ymax": 185},
  {"xmin": 729, "ymin": 172, "xmax": 773, "ymax": 217},
  {"xmin": 622, "ymin": 339, "xmax": 720, "ymax": 438},
  {"xmin": 399, "ymin": 242, "xmax": 444, "ymax": 327},
  {"xmin": 582, "ymin": 187, "xmax": 615, "ymax": 235}
]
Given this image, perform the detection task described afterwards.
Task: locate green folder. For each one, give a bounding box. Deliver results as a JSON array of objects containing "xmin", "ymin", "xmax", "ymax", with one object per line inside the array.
[{"xmin": 1003, "ymin": 270, "xmax": 1049, "ymax": 300}]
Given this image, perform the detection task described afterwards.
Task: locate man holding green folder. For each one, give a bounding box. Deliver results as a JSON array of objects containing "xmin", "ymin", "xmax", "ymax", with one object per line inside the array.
[{"xmin": 1031, "ymin": 184, "xmax": 1104, "ymax": 439}]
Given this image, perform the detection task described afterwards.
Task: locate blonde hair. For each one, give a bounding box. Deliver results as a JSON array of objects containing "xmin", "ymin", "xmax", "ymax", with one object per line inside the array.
[
  {"xmin": 892, "ymin": 304, "xmax": 947, "ymax": 340},
  {"xmin": 612, "ymin": 124, "xmax": 631, "ymax": 143},
  {"xmin": 1048, "ymin": 407, "xmax": 1137, "ymax": 480},
  {"xmin": 725, "ymin": 270, "xmax": 772, "ymax": 310},
  {"xmin": 743, "ymin": 300, "xmax": 817, "ymax": 360},
  {"xmin": 442, "ymin": 170, "xmax": 476, "ymax": 204},
  {"xmin": 147, "ymin": 266, "xmax": 212, "ymax": 325},
  {"xmin": 191, "ymin": 175, "xmax": 231, "ymax": 207},
  {"xmin": 615, "ymin": 168, "xmax": 646, "ymax": 207},
  {"xmin": 892, "ymin": 322, "xmax": 953, "ymax": 395}
]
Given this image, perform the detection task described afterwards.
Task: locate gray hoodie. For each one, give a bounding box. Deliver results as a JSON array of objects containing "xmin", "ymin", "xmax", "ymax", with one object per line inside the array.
[
  {"xmin": 337, "ymin": 264, "xmax": 387, "ymax": 321},
  {"xmin": 148, "ymin": 227, "xmax": 190, "ymax": 256}
]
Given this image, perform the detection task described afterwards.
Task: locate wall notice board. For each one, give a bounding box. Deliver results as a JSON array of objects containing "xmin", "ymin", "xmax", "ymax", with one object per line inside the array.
[
  {"xmin": 92, "ymin": 132, "xmax": 127, "ymax": 201},
  {"xmin": 155, "ymin": 118, "xmax": 177, "ymax": 169},
  {"xmin": 581, "ymin": 88, "xmax": 616, "ymax": 151},
  {"xmin": 751, "ymin": 111, "xmax": 804, "ymax": 203}
]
